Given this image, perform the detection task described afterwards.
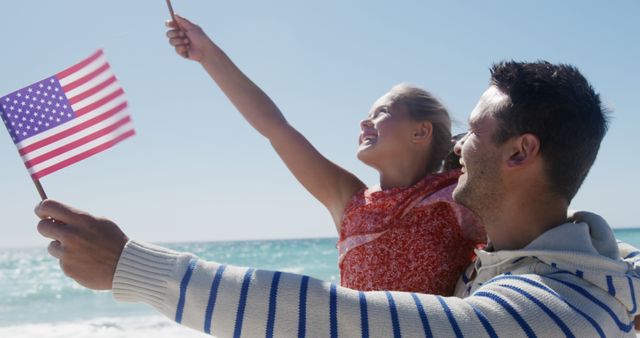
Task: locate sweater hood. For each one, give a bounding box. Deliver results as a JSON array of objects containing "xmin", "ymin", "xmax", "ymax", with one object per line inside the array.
[{"xmin": 475, "ymin": 211, "xmax": 640, "ymax": 314}]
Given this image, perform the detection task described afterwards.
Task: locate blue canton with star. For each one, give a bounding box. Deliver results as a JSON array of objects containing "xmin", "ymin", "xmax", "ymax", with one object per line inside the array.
[{"xmin": 0, "ymin": 76, "xmax": 75, "ymax": 144}]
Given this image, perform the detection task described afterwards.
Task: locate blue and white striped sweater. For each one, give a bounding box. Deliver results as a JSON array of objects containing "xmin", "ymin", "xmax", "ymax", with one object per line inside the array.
[{"xmin": 113, "ymin": 212, "xmax": 640, "ymax": 337}]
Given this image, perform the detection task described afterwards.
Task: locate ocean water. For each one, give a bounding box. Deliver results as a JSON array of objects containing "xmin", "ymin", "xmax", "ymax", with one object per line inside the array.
[
  {"xmin": 2, "ymin": 231, "xmax": 640, "ymax": 337},
  {"xmin": 0, "ymin": 238, "xmax": 339, "ymax": 337}
]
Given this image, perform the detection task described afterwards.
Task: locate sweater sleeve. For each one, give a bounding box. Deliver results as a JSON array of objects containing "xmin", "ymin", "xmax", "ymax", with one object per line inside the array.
[
  {"xmin": 618, "ymin": 240, "xmax": 640, "ymax": 262},
  {"xmin": 112, "ymin": 240, "xmax": 633, "ymax": 338}
]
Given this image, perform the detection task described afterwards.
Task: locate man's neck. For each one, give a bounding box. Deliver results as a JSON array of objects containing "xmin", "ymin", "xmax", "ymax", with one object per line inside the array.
[{"xmin": 483, "ymin": 193, "xmax": 568, "ymax": 251}]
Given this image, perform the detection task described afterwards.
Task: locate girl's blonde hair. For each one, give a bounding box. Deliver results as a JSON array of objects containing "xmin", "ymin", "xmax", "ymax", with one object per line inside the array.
[{"xmin": 387, "ymin": 84, "xmax": 452, "ymax": 173}]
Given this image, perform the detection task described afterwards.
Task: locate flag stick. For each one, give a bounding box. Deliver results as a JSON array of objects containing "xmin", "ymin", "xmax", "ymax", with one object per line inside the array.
[
  {"xmin": 165, "ymin": 0, "xmax": 188, "ymax": 58},
  {"xmin": 32, "ymin": 178, "xmax": 48, "ymax": 201},
  {"xmin": 165, "ymin": 0, "xmax": 177, "ymax": 23}
]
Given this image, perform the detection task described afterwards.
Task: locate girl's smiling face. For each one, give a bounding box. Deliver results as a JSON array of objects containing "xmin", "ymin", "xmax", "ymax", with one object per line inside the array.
[{"xmin": 356, "ymin": 92, "xmax": 422, "ymax": 170}]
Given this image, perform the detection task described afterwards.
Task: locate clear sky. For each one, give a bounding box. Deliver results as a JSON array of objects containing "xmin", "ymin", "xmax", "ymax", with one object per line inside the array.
[{"xmin": 1, "ymin": 1, "xmax": 638, "ymax": 248}]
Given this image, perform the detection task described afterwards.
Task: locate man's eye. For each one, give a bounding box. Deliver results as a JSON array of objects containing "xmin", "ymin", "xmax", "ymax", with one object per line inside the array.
[{"xmin": 452, "ymin": 132, "xmax": 468, "ymax": 141}]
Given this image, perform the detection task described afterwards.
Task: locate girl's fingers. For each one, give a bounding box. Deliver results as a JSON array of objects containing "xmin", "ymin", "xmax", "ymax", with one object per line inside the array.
[
  {"xmin": 169, "ymin": 37, "xmax": 189, "ymax": 47},
  {"xmin": 174, "ymin": 14, "xmax": 195, "ymax": 28},
  {"xmin": 166, "ymin": 29, "xmax": 184, "ymax": 39},
  {"xmin": 165, "ymin": 19, "xmax": 177, "ymax": 28},
  {"xmin": 175, "ymin": 46, "xmax": 189, "ymax": 58}
]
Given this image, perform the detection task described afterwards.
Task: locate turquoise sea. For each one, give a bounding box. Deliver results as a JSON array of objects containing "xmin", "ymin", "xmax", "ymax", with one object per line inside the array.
[
  {"xmin": 0, "ymin": 238, "xmax": 339, "ymax": 337},
  {"xmin": 2, "ymin": 230, "xmax": 640, "ymax": 337}
]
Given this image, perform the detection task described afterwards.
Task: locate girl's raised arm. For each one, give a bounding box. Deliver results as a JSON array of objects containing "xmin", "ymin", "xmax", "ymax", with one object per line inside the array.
[{"xmin": 166, "ymin": 16, "xmax": 365, "ymax": 228}]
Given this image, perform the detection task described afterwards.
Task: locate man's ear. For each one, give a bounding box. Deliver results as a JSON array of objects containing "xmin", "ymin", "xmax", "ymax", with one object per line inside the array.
[
  {"xmin": 412, "ymin": 121, "xmax": 433, "ymax": 144},
  {"xmin": 507, "ymin": 133, "xmax": 540, "ymax": 168}
]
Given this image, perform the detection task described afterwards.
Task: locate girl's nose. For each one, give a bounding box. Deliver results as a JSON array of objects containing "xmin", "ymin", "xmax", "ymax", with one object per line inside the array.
[{"xmin": 360, "ymin": 119, "xmax": 373, "ymax": 129}]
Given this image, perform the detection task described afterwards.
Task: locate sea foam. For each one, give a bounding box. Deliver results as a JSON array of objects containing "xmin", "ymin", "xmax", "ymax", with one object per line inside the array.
[{"xmin": 0, "ymin": 315, "xmax": 209, "ymax": 338}]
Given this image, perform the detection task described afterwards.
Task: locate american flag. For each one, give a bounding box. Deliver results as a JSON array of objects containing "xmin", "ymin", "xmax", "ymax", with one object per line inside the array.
[{"xmin": 0, "ymin": 50, "xmax": 135, "ymax": 179}]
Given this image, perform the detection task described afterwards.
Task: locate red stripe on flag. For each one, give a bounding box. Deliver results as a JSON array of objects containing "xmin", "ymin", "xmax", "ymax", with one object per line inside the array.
[
  {"xmin": 30, "ymin": 129, "xmax": 135, "ymax": 179},
  {"xmin": 24, "ymin": 116, "xmax": 132, "ymax": 169},
  {"xmin": 75, "ymin": 88, "xmax": 125, "ymax": 117},
  {"xmin": 61, "ymin": 63, "xmax": 110, "ymax": 93},
  {"xmin": 56, "ymin": 50, "xmax": 104, "ymax": 80},
  {"xmin": 68, "ymin": 76, "xmax": 117, "ymax": 105},
  {"xmin": 18, "ymin": 102, "xmax": 128, "ymax": 156}
]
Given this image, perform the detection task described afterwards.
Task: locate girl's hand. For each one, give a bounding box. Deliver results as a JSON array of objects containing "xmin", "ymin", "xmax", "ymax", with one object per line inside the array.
[{"xmin": 165, "ymin": 15, "xmax": 211, "ymax": 62}]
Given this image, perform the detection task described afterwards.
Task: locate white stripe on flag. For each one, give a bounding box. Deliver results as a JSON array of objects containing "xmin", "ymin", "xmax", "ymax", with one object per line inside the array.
[
  {"xmin": 15, "ymin": 94, "xmax": 127, "ymax": 149},
  {"xmin": 27, "ymin": 121, "xmax": 134, "ymax": 175},
  {"xmin": 70, "ymin": 82, "xmax": 122, "ymax": 111},
  {"xmin": 65, "ymin": 68, "xmax": 115, "ymax": 99},
  {"xmin": 21, "ymin": 108, "xmax": 131, "ymax": 160},
  {"xmin": 58, "ymin": 55, "xmax": 109, "ymax": 85}
]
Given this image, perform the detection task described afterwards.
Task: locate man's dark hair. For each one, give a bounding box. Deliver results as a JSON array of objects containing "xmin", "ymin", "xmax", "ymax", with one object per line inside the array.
[{"xmin": 490, "ymin": 61, "xmax": 609, "ymax": 202}]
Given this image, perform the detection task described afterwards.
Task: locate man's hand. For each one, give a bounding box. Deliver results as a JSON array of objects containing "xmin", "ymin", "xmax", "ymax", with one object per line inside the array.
[{"xmin": 35, "ymin": 200, "xmax": 129, "ymax": 290}]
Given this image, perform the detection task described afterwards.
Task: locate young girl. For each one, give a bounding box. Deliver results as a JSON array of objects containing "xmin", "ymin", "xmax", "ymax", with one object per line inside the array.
[{"xmin": 166, "ymin": 15, "xmax": 485, "ymax": 295}]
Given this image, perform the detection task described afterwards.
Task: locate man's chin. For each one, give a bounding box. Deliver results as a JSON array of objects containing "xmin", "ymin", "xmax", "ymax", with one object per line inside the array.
[
  {"xmin": 452, "ymin": 185, "xmax": 470, "ymax": 207},
  {"xmin": 452, "ymin": 186, "xmax": 462, "ymax": 202},
  {"xmin": 453, "ymin": 192, "xmax": 481, "ymax": 221}
]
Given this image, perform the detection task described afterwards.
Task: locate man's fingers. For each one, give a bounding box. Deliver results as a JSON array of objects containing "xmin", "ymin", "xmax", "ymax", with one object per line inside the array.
[
  {"xmin": 48, "ymin": 240, "xmax": 63, "ymax": 259},
  {"xmin": 35, "ymin": 199, "xmax": 83, "ymax": 224},
  {"xmin": 37, "ymin": 218, "xmax": 68, "ymax": 241}
]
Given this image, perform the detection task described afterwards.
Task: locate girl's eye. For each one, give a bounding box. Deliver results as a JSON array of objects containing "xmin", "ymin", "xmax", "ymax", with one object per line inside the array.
[{"xmin": 368, "ymin": 107, "xmax": 388, "ymax": 120}]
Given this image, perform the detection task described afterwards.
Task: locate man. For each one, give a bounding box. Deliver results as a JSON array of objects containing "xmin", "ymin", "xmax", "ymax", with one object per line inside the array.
[{"xmin": 36, "ymin": 61, "xmax": 640, "ymax": 337}]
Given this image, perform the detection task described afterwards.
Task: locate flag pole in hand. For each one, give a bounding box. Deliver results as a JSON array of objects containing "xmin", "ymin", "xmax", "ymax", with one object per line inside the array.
[
  {"xmin": 165, "ymin": 0, "xmax": 188, "ymax": 58},
  {"xmin": 165, "ymin": 0, "xmax": 177, "ymax": 24},
  {"xmin": 33, "ymin": 178, "xmax": 48, "ymax": 201},
  {"xmin": 1, "ymin": 50, "xmax": 135, "ymax": 202}
]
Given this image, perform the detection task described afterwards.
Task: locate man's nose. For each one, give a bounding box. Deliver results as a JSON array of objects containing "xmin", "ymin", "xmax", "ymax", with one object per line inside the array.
[
  {"xmin": 453, "ymin": 133, "xmax": 468, "ymax": 155},
  {"xmin": 453, "ymin": 141, "xmax": 462, "ymax": 156}
]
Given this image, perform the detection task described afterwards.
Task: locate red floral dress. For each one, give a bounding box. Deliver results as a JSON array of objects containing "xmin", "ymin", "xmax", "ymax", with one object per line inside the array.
[{"xmin": 337, "ymin": 170, "xmax": 485, "ymax": 295}]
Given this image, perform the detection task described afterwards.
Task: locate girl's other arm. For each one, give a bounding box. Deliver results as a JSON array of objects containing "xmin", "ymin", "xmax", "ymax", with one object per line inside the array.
[{"xmin": 166, "ymin": 16, "xmax": 365, "ymax": 228}]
